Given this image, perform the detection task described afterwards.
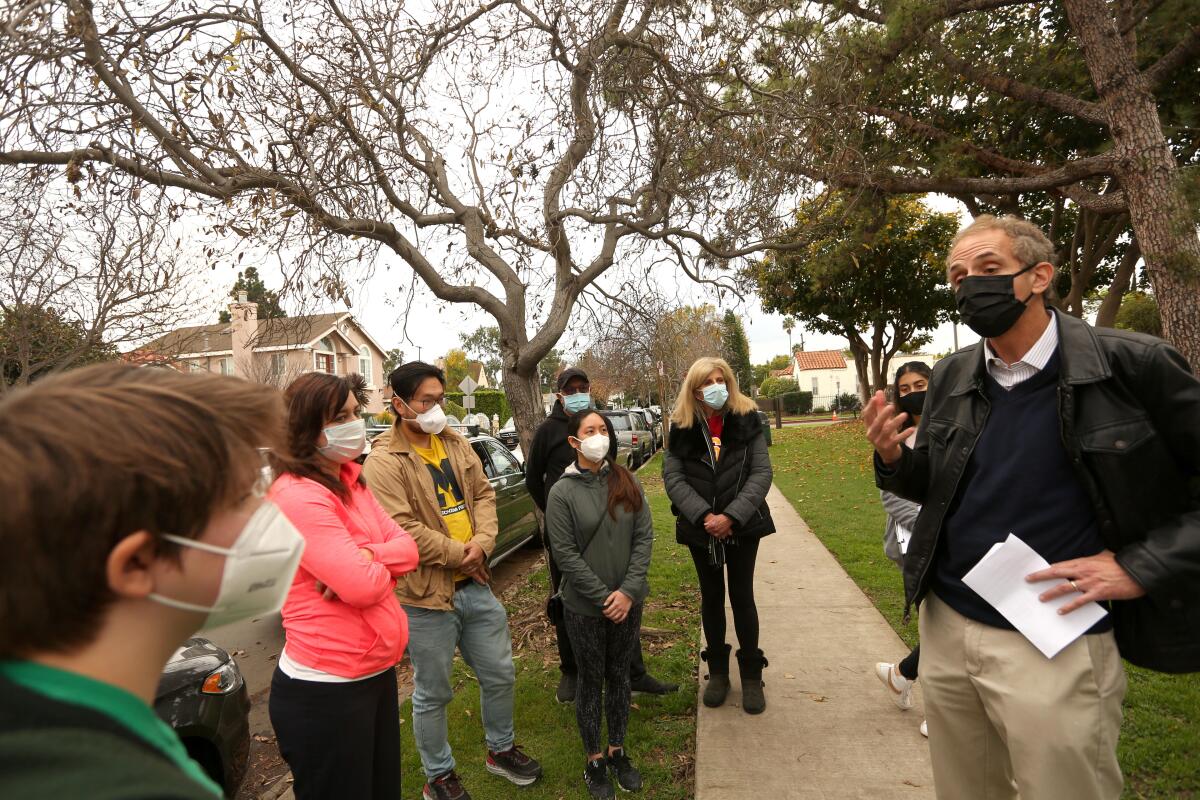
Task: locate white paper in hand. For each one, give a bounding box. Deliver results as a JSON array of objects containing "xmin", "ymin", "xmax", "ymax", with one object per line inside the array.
[
  {"xmin": 961, "ymin": 534, "xmax": 1108, "ymax": 659},
  {"xmin": 894, "ymin": 524, "xmax": 911, "ymax": 555}
]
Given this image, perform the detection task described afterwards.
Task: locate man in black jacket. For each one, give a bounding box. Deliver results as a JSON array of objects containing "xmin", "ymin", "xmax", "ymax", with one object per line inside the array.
[
  {"xmin": 865, "ymin": 215, "xmax": 1200, "ymax": 800},
  {"xmin": 525, "ymin": 367, "xmax": 677, "ymax": 703}
]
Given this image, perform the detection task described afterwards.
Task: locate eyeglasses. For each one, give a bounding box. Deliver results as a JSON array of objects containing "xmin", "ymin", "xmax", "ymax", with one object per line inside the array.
[
  {"xmin": 406, "ymin": 397, "xmax": 446, "ymax": 411},
  {"xmin": 560, "ymin": 384, "xmax": 590, "ymax": 395}
]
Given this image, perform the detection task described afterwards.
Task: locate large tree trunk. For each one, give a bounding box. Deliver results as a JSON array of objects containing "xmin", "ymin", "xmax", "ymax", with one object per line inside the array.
[
  {"xmin": 500, "ymin": 363, "xmax": 546, "ymax": 461},
  {"xmin": 1064, "ymin": 0, "xmax": 1200, "ymax": 369},
  {"xmin": 1095, "ymin": 238, "xmax": 1141, "ymax": 328},
  {"xmin": 846, "ymin": 328, "xmax": 872, "ymax": 405}
]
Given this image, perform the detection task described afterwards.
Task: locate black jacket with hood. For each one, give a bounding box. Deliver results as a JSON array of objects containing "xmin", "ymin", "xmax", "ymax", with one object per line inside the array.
[
  {"xmin": 662, "ymin": 409, "xmax": 775, "ymax": 547},
  {"xmin": 525, "ymin": 400, "xmax": 618, "ymax": 511}
]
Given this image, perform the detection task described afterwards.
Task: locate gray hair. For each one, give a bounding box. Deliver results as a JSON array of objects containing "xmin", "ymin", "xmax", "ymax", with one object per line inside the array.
[{"xmin": 946, "ymin": 214, "xmax": 1058, "ymax": 301}]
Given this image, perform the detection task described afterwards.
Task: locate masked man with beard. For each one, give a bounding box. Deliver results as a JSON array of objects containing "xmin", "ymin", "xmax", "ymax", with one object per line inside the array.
[
  {"xmin": 363, "ymin": 362, "xmax": 541, "ymax": 800},
  {"xmin": 864, "ymin": 215, "xmax": 1200, "ymax": 800}
]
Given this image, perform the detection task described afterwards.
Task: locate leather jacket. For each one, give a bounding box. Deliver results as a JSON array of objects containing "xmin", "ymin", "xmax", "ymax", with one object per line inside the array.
[{"xmin": 878, "ymin": 311, "xmax": 1200, "ymax": 673}]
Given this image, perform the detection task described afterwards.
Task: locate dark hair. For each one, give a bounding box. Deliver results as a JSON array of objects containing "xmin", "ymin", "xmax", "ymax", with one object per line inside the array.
[
  {"xmin": 389, "ymin": 361, "xmax": 446, "ymax": 404},
  {"xmin": 273, "ymin": 372, "xmax": 369, "ymax": 501},
  {"xmin": 567, "ymin": 410, "xmax": 644, "ymax": 519},
  {"xmin": 893, "ymin": 361, "xmax": 932, "ymax": 401},
  {"xmin": 0, "ymin": 363, "xmax": 284, "ymax": 658}
]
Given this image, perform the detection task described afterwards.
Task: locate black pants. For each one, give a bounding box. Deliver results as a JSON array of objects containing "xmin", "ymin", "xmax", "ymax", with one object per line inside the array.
[
  {"xmin": 269, "ymin": 666, "xmax": 400, "ymax": 800},
  {"xmin": 898, "ymin": 643, "xmax": 920, "ymax": 681},
  {"xmin": 688, "ymin": 538, "xmax": 760, "ymax": 652},
  {"xmin": 548, "ymin": 540, "xmax": 647, "ymax": 681},
  {"xmin": 565, "ymin": 604, "xmax": 644, "ymax": 755}
]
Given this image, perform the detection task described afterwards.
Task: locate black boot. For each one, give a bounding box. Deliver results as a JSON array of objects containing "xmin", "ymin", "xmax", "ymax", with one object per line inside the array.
[
  {"xmin": 736, "ymin": 648, "xmax": 768, "ymax": 715},
  {"xmin": 700, "ymin": 644, "xmax": 731, "ymax": 708}
]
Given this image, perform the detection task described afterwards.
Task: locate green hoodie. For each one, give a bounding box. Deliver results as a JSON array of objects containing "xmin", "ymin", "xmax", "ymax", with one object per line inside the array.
[{"xmin": 545, "ymin": 461, "xmax": 654, "ymax": 617}]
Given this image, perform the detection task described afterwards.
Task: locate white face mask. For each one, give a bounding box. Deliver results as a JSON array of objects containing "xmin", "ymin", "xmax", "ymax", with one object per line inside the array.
[
  {"xmin": 574, "ymin": 433, "xmax": 610, "ymax": 463},
  {"xmin": 318, "ymin": 418, "xmax": 366, "ymax": 463},
  {"xmin": 149, "ymin": 502, "xmax": 305, "ymax": 630},
  {"xmin": 405, "ymin": 400, "xmax": 447, "ymax": 434}
]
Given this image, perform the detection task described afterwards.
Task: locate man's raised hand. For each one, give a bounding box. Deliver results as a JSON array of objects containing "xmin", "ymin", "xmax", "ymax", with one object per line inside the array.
[{"xmin": 863, "ymin": 390, "xmax": 910, "ymax": 466}]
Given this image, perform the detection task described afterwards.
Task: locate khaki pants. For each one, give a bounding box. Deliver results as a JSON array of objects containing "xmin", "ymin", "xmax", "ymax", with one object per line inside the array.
[{"xmin": 918, "ymin": 593, "xmax": 1126, "ymax": 800}]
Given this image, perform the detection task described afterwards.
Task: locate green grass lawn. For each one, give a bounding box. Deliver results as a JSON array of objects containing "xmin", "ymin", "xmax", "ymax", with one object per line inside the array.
[
  {"xmin": 769, "ymin": 423, "xmax": 1200, "ymax": 799},
  {"xmin": 397, "ymin": 453, "xmax": 701, "ymax": 799}
]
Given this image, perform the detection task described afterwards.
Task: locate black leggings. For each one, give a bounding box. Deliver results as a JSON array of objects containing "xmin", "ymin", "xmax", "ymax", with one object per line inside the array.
[
  {"xmin": 688, "ymin": 538, "xmax": 760, "ymax": 652},
  {"xmin": 268, "ymin": 666, "xmax": 400, "ymax": 800},
  {"xmin": 898, "ymin": 643, "xmax": 920, "ymax": 681},
  {"xmin": 565, "ymin": 604, "xmax": 643, "ymax": 755}
]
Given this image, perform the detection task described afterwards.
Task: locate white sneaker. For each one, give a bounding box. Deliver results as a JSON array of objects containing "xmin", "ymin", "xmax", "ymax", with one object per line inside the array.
[
  {"xmin": 874, "ymin": 662, "xmax": 915, "ymax": 710},
  {"xmin": 920, "ymin": 719, "xmax": 928, "ymax": 737}
]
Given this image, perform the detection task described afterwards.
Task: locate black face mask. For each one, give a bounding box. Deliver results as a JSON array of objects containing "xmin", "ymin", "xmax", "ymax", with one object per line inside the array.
[
  {"xmin": 955, "ymin": 263, "xmax": 1037, "ymax": 338},
  {"xmin": 897, "ymin": 390, "xmax": 926, "ymax": 419}
]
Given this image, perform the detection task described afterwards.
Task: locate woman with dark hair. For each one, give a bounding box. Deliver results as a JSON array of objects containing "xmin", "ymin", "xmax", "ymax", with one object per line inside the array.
[
  {"xmin": 874, "ymin": 361, "xmax": 931, "ymax": 737},
  {"xmin": 663, "ymin": 356, "xmax": 774, "ymax": 715},
  {"xmin": 267, "ymin": 372, "xmax": 420, "ymax": 800},
  {"xmin": 545, "ymin": 410, "xmax": 654, "ymax": 800}
]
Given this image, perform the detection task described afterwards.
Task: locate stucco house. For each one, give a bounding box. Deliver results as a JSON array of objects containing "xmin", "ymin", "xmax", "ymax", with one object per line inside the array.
[
  {"xmin": 775, "ymin": 348, "xmax": 942, "ymax": 403},
  {"xmin": 139, "ymin": 293, "xmax": 390, "ymax": 412}
]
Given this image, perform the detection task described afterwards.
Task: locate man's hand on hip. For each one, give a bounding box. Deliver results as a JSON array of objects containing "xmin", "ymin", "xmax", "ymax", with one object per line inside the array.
[{"xmin": 1027, "ymin": 549, "xmax": 1146, "ymax": 615}]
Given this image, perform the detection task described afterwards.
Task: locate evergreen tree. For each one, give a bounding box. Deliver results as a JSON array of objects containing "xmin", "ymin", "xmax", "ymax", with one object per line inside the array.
[
  {"xmin": 217, "ymin": 267, "xmax": 288, "ymax": 323},
  {"xmin": 721, "ymin": 310, "xmax": 753, "ymax": 392}
]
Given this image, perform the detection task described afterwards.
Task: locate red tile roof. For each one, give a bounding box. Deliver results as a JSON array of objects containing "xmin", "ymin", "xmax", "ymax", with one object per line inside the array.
[
  {"xmin": 793, "ymin": 350, "xmax": 848, "ymax": 371},
  {"xmin": 769, "ymin": 364, "xmax": 794, "ymax": 377}
]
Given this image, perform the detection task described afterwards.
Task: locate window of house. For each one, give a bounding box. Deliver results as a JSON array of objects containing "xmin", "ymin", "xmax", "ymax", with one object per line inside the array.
[
  {"xmin": 358, "ymin": 345, "xmax": 372, "ymax": 384},
  {"xmin": 271, "ymin": 353, "xmax": 287, "ymax": 378},
  {"xmin": 811, "ymin": 376, "xmax": 819, "ymax": 394},
  {"xmin": 314, "ymin": 336, "xmax": 336, "ymax": 374},
  {"xmin": 219, "ymin": 357, "xmax": 234, "ymax": 376},
  {"xmin": 188, "ymin": 360, "xmax": 205, "ymax": 373}
]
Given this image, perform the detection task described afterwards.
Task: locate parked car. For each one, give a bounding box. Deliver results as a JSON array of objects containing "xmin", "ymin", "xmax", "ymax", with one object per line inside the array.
[
  {"xmin": 630, "ymin": 407, "xmax": 661, "ymax": 452},
  {"xmin": 600, "ymin": 410, "xmax": 650, "ymax": 469},
  {"xmin": 468, "ymin": 433, "xmax": 541, "ymax": 563},
  {"xmin": 497, "ymin": 417, "xmax": 520, "ymax": 451},
  {"xmin": 155, "ymin": 638, "xmax": 251, "ymax": 798}
]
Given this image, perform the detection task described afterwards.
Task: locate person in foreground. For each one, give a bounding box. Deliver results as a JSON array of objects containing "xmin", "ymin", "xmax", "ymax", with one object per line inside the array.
[
  {"xmin": 0, "ymin": 364, "xmax": 303, "ymax": 799},
  {"xmin": 663, "ymin": 357, "xmax": 774, "ymax": 714},
  {"xmin": 874, "ymin": 361, "xmax": 930, "ymax": 738},
  {"xmin": 268, "ymin": 373, "xmax": 420, "ymax": 799},
  {"xmin": 363, "ymin": 361, "xmax": 541, "ymax": 800},
  {"xmin": 525, "ymin": 366, "xmax": 677, "ymax": 704},
  {"xmin": 545, "ymin": 410, "xmax": 654, "ymax": 799},
  {"xmin": 865, "ymin": 214, "xmax": 1200, "ymax": 799}
]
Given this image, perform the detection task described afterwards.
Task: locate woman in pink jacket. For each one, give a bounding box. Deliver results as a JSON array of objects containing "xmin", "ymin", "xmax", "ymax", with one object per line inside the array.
[{"xmin": 268, "ymin": 372, "xmax": 419, "ymax": 800}]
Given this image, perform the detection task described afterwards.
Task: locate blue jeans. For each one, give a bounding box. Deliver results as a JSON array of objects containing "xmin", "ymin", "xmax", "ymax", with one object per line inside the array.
[{"xmin": 403, "ymin": 582, "xmax": 516, "ymax": 779}]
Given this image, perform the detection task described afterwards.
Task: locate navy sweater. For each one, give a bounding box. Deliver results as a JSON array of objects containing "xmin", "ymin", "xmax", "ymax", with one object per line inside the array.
[{"xmin": 933, "ymin": 351, "xmax": 1111, "ymax": 632}]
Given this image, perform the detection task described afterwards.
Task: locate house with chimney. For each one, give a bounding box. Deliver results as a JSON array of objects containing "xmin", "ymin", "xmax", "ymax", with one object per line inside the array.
[{"xmin": 138, "ymin": 293, "xmax": 390, "ymax": 412}]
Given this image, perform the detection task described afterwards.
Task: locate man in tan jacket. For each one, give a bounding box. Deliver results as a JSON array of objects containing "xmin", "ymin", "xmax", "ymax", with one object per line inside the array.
[{"xmin": 364, "ymin": 362, "xmax": 542, "ymax": 800}]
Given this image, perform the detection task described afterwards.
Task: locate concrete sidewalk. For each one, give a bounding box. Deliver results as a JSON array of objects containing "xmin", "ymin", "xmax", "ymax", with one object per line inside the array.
[{"xmin": 694, "ymin": 486, "xmax": 935, "ymax": 799}]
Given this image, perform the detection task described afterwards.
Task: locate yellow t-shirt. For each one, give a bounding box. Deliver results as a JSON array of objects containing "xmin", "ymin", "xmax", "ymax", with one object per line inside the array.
[{"xmin": 413, "ymin": 434, "xmax": 474, "ymax": 580}]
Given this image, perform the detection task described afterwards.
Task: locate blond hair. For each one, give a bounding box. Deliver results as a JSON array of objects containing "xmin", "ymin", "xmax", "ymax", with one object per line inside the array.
[
  {"xmin": 947, "ymin": 214, "xmax": 1058, "ymax": 300},
  {"xmin": 671, "ymin": 357, "xmax": 758, "ymax": 428}
]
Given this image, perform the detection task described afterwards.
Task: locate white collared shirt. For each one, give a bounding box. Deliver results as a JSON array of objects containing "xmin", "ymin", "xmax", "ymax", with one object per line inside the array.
[{"xmin": 983, "ymin": 314, "xmax": 1059, "ymax": 390}]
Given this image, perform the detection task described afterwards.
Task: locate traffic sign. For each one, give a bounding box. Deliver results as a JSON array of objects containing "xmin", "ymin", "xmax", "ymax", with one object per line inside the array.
[
  {"xmin": 462, "ymin": 395, "xmax": 476, "ymax": 409},
  {"xmin": 458, "ymin": 376, "xmax": 478, "ymax": 395}
]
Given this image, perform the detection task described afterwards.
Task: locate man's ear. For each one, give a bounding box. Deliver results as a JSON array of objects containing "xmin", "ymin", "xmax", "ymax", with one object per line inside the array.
[
  {"xmin": 1031, "ymin": 261, "xmax": 1056, "ymax": 296},
  {"xmin": 106, "ymin": 531, "xmax": 160, "ymax": 600}
]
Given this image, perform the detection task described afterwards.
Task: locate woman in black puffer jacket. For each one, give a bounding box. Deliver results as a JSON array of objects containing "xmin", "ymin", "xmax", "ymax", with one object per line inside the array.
[{"xmin": 662, "ymin": 357, "xmax": 774, "ymax": 714}]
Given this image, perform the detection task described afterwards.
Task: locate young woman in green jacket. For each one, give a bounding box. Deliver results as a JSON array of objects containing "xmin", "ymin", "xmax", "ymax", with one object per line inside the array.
[{"xmin": 545, "ymin": 410, "xmax": 654, "ymax": 800}]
